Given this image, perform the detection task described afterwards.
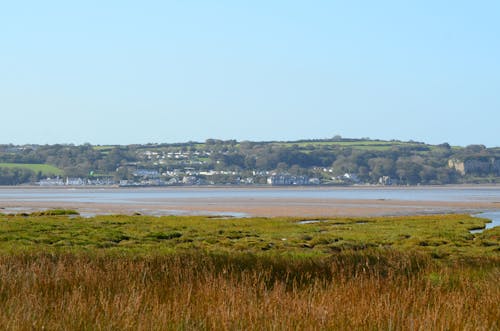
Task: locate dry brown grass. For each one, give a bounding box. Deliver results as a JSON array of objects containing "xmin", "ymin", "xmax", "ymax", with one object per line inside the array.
[{"xmin": 0, "ymin": 252, "xmax": 498, "ymax": 330}]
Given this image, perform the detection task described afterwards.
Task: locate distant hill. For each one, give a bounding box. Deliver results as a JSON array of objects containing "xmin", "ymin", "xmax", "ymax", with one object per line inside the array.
[{"xmin": 0, "ymin": 138, "xmax": 498, "ymax": 185}]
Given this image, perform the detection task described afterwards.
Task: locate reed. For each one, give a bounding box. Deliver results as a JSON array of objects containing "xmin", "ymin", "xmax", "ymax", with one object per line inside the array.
[{"xmin": 0, "ymin": 251, "xmax": 497, "ymax": 330}]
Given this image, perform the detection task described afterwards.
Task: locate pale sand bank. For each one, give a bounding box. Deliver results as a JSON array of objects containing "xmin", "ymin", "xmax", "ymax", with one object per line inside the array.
[{"xmin": 1, "ymin": 197, "xmax": 498, "ymax": 217}]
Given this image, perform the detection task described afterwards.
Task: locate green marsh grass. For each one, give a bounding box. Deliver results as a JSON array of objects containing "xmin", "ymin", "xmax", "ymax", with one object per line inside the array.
[
  {"xmin": 0, "ymin": 213, "xmax": 496, "ymax": 257},
  {"xmin": 0, "ymin": 212, "xmax": 498, "ymax": 330}
]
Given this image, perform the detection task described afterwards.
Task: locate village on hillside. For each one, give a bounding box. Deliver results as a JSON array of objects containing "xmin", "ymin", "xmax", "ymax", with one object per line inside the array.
[{"xmin": 9, "ymin": 138, "xmax": 495, "ymax": 187}]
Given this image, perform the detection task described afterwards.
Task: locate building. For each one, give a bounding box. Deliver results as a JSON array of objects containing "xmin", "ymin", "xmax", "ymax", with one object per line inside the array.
[
  {"xmin": 378, "ymin": 176, "xmax": 392, "ymax": 185},
  {"xmin": 267, "ymin": 174, "xmax": 309, "ymax": 185},
  {"xmin": 133, "ymin": 169, "xmax": 160, "ymax": 178}
]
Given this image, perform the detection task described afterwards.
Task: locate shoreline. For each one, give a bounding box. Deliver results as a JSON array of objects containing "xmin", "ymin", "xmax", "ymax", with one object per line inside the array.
[
  {"xmin": 1, "ymin": 197, "xmax": 498, "ymax": 218},
  {"xmin": 1, "ymin": 183, "xmax": 499, "ymax": 190}
]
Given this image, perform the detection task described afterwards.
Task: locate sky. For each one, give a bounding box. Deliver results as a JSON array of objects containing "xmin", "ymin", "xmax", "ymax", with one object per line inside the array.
[{"xmin": 1, "ymin": 1, "xmax": 499, "ymax": 147}]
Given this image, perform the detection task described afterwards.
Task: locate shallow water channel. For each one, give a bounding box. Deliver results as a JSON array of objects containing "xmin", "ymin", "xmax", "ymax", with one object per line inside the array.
[{"xmin": 471, "ymin": 211, "xmax": 500, "ymax": 233}]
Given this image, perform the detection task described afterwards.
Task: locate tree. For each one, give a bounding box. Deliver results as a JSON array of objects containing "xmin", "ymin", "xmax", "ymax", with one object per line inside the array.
[
  {"xmin": 396, "ymin": 157, "xmax": 423, "ymax": 184},
  {"xmin": 368, "ymin": 157, "xmax": 395, "ymax": 182},
  {"xmin": 332, "ymin": 156, "xmax": 357, "ymax": 176}
]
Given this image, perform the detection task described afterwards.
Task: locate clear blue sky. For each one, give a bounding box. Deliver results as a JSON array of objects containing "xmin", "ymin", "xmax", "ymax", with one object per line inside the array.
[{"xmin": 1, "ymin": 1, "xmax": 499, "ymax": 146}]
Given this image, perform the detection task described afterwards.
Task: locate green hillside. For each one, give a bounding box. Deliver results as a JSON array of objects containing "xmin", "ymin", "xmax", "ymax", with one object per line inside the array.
[
  {"xmin": 0, "ymin": 138, "xmax": 498, "ymax": 185},
  {"xmin": 0, "ymin": 163, "xmax": 63, "ymax": 176}
]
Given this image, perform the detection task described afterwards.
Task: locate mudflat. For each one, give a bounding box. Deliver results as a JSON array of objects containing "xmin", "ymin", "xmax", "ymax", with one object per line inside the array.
[{"xmin": 1, "ymin": 185, "xmax": 499, "ymax": 217}]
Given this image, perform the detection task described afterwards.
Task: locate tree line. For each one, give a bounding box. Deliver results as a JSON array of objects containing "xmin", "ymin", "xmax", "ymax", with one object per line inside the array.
[{"xmin": 0, "ymin": 139, "xmax": 498, "ymax": 185}]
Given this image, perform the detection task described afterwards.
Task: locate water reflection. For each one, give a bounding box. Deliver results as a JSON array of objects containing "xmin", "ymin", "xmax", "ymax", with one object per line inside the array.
[{"xmin": 471, "ymin": 211, "xmax": 500, "ymax": 234}]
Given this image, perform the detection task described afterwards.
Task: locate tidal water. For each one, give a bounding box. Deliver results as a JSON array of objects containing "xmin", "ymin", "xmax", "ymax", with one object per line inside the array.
[
  {"xmin": 0, "ymin": 186, "xmax": 499, "ymax": 204},
  {"xmin": 471, "ymin": 211, "xmax": 500, "ymax": 233}
]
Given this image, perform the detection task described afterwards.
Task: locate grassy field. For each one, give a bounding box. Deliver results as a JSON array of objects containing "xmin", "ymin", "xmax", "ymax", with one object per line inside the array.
[
  {"xmin": 274, "ymin": 139, "xmax": 440, "ymax": 151},
  {"xmin": 97, "ymin": 139, "xmax": 459, "ymax": 153},
  {"xmin": 0, "ymin": 212, "xmax": 498, "ymax": 330},
  {"xmin": 0, "ymin": 163, "xmax": 64, "ymax": 176}
]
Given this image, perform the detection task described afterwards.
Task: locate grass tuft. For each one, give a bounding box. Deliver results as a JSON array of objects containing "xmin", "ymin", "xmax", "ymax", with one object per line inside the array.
[{"xmin": 29, "ymin": 209, "xmax": 79, "ymax": 216}]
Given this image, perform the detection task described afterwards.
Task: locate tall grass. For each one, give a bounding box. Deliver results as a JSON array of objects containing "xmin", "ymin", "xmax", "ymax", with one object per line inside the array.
[{"xmin": 0, "ymin": 251, "xmax": 497, "ymax": 330}]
